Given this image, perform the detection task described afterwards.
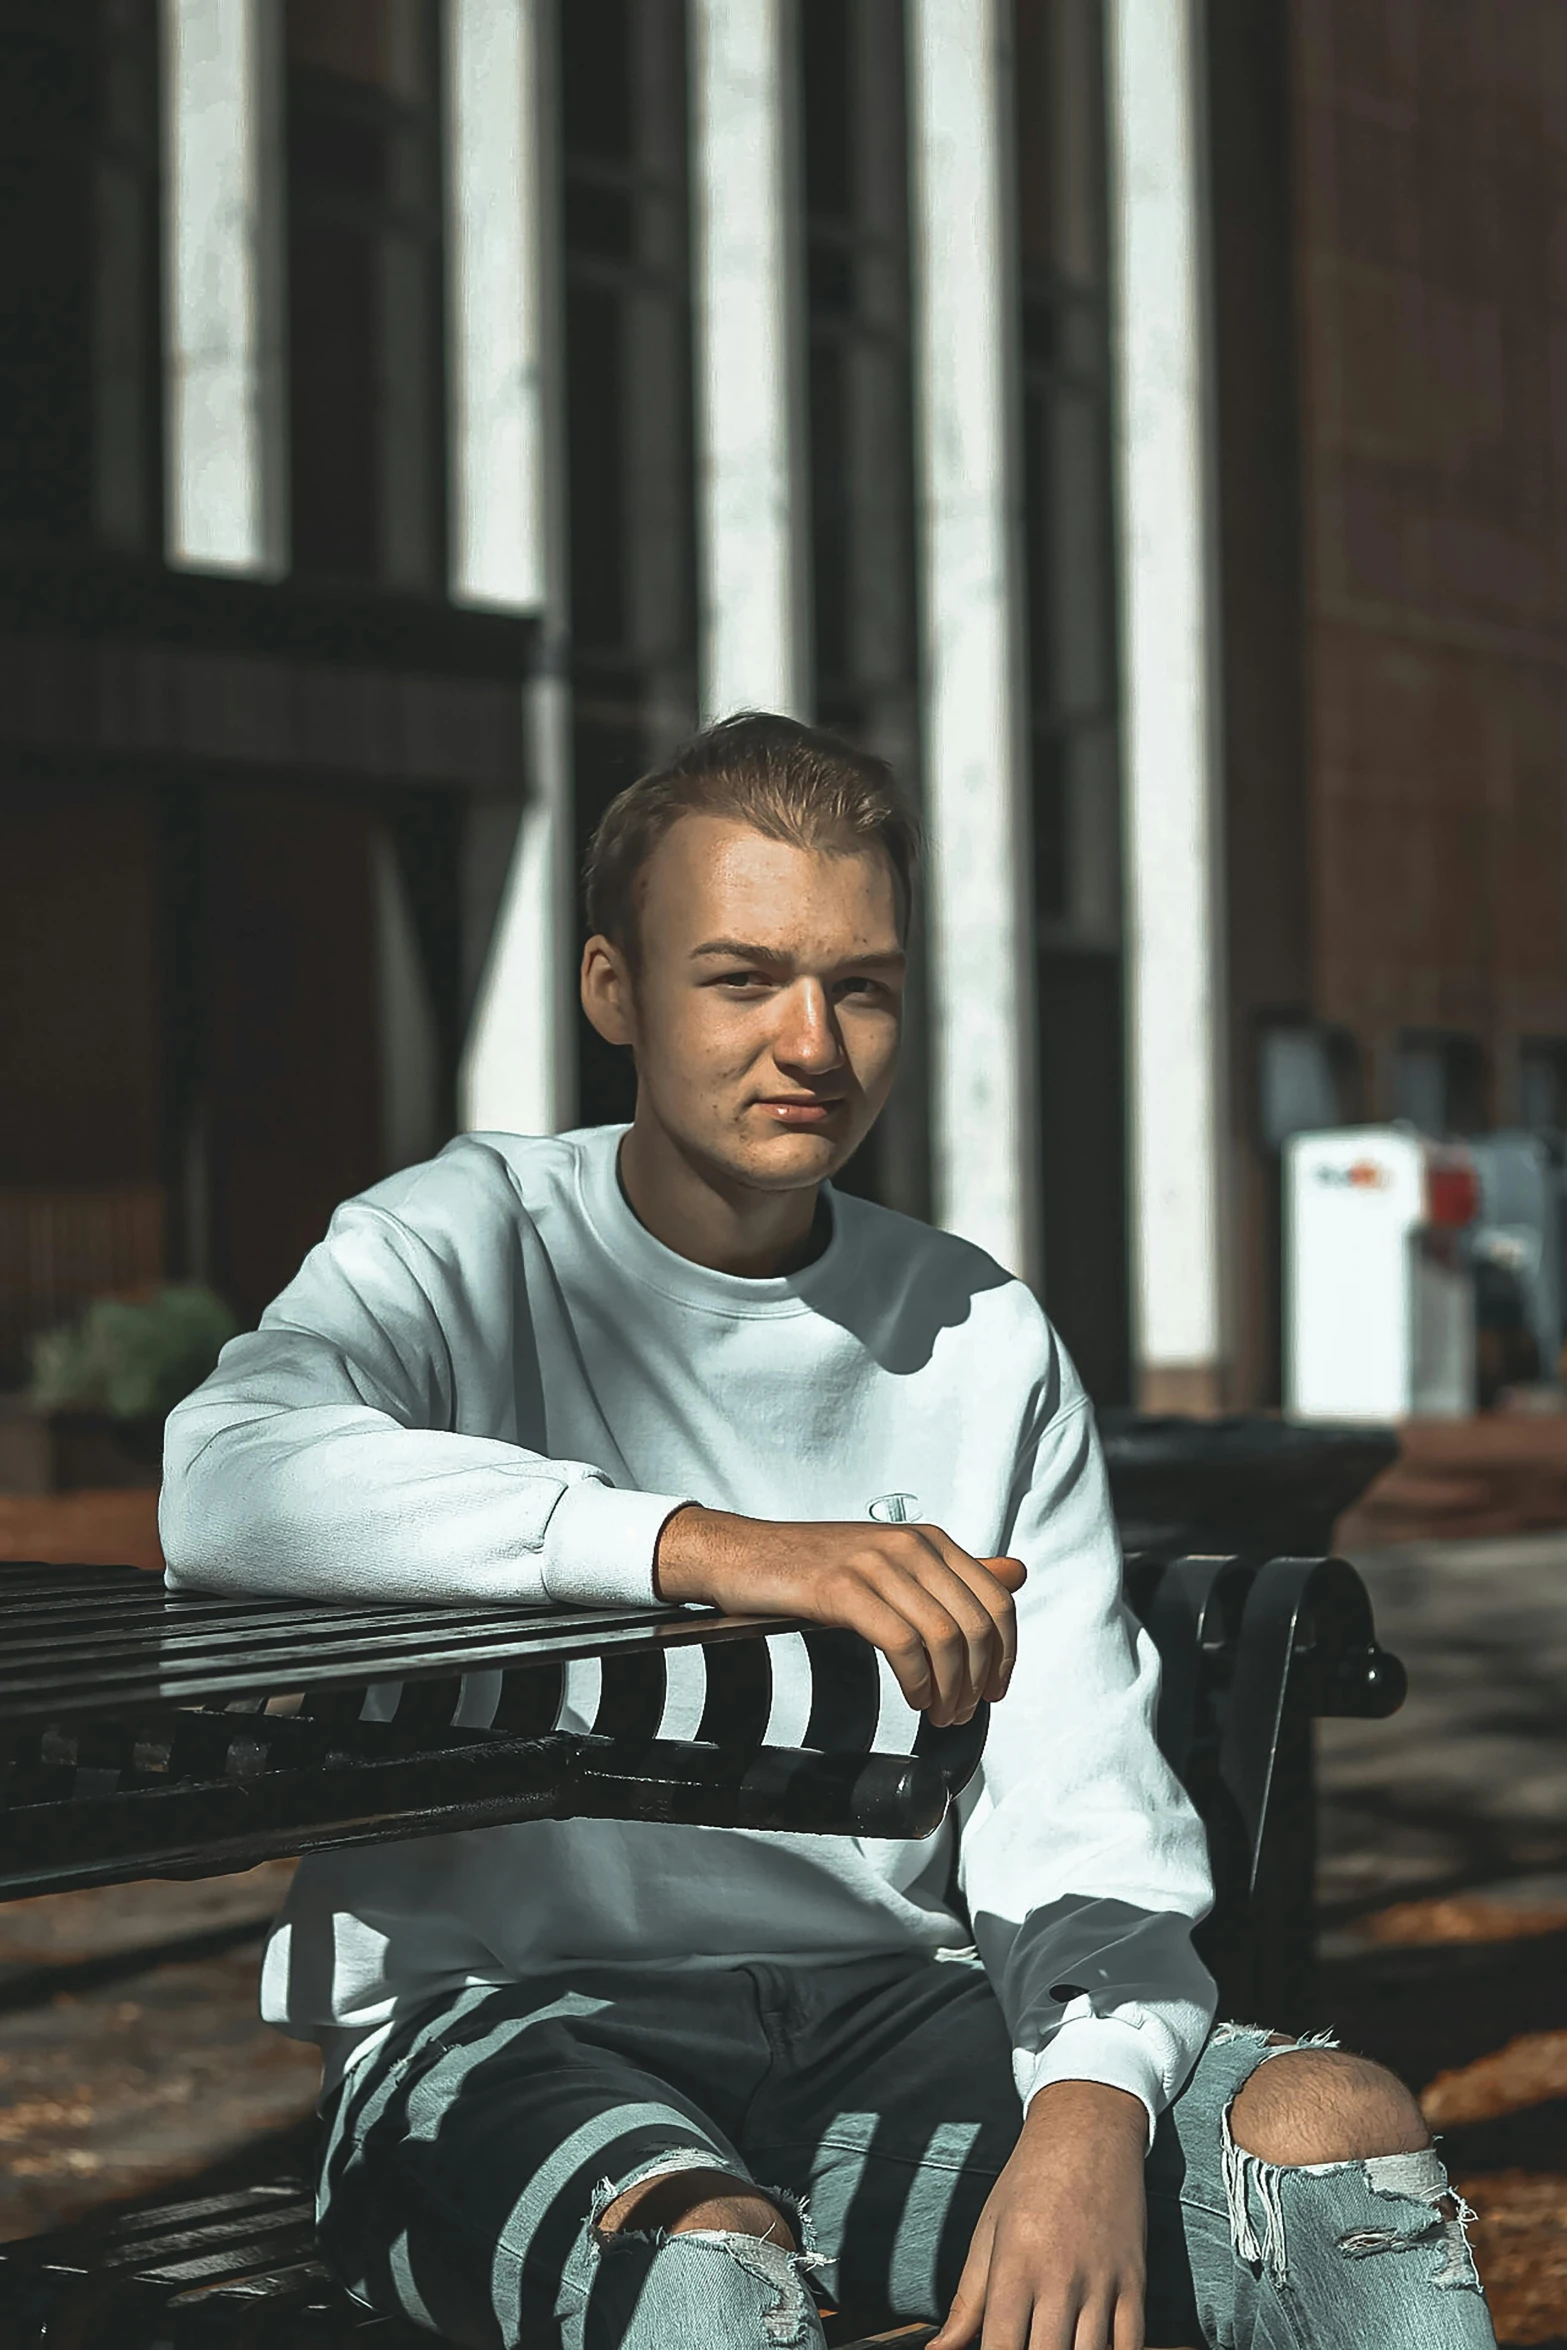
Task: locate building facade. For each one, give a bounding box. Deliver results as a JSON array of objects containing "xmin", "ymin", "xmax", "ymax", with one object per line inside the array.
[
  {"xmin": 1208, "ymin": 0, "xmax": 1567, "ymax": 1405},
  {"xmin": 2, "ymin": 0, "xmax": 1564, "ymax": 1416}
]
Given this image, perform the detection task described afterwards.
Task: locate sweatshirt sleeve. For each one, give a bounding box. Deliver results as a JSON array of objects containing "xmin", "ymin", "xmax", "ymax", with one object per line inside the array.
[
  {"xmin": 159, "ymin": 1154, "xmax": 693, "ymax": 1609},
  {"xmin": 957, "ymin": 1355, "xmax": 1217, "ymax": 2140}
]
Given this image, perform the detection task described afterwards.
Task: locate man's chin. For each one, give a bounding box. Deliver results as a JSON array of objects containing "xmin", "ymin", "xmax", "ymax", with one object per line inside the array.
[{"xmin": 725, "ymin": 1122, "xmax": 853, "ymax": 1190}]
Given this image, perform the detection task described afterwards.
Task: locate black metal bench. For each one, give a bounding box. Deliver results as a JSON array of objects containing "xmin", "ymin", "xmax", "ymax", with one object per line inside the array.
[
  {"xmin": 0, "ymin": 1551, "xmax": 1404, "ymax": 2349},
  {"xmin": 0, "ymin": 1563, "xmax": 986, "ymax": 1901}
]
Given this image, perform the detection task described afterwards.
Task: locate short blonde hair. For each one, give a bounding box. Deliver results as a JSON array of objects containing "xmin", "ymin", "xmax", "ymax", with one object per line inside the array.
[{"xmin": 583, "ymin": 712, "xmax": 920, "ymax": 960}]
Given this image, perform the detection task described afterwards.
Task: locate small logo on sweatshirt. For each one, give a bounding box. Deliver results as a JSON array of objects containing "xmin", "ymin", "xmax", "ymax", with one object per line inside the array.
[{"xmin": 869, "ymin": 1492, "xmax": 921, "ymax": 1524}]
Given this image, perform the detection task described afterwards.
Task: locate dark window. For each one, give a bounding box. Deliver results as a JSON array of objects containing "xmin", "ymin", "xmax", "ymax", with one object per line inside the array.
[
  {"xmin": 1393, "ymin": 1030, "xmax": 1488, "ymax": 1136},
  {"xmin": 800, "ymin": 0, "xmax": 918, "ymax": 766},
  {"xmin": 1519, "ymin": 1039, "xmax": 1567, "ymax": 1133},
  {"xmin": 1016, "ymin": 0, "xmax": 1119, "ymax": 938},
  {"xmin": 199, "ymin": 787, "xmax": 383, "ymax": 1322},
  {"xmin": 1015, "ymin": 0, "xmax": 1128, "ymax": 1401},
  {"xmin": 1257, "ymin": 1021, "xmax": 1361, "ymax": 1149},
  {"xmin": 0, "ymin": 0, "xmax": 161, "ymax": 555},
  {"xmin": 560, "ymin": 0, "xmax": 699, "ymax": 1128},
  {"xmin": 799, "ymin": 0, "xmax": 925, "ymax": 1217},
  {"xmin": 284, "ymin": 0, "xmax": 446, "ymax": 589}
]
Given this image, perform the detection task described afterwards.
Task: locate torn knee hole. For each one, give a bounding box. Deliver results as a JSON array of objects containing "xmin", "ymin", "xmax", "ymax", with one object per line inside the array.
[
  {"xmin": 593, "ymin": 2154, "xmax": 747, "ymax": 2236},
  {"xmin": 1229, "ymin": 2048, "xmax": 1429, "ymax": 2168},
  {"xmin": 595, "ymin": 2161, "xmax": 798, "ymax": 2251}
]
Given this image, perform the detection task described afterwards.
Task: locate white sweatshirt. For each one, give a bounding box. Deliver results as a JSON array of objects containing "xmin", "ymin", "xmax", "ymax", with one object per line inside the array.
[{"xmin": 160, "ymin": 1125, "xmax": 1215, "ymax": 2127}]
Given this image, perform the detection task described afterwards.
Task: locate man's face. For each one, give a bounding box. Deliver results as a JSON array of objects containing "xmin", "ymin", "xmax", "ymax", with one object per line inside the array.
[{"xmin": 583, "ymin": 813, "xmax": 906, "ymax": 1192}]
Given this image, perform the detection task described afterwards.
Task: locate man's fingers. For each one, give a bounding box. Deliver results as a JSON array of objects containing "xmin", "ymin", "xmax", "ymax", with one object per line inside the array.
[
  {"xmin": 1069, "ymin": 2297, "xmax": 1124, "ymax": 2350},
  {"xmin": 977, "ymin": 1558, "xmax": 1027, "ymax": 1700},
  {"xmin": 927, "ymin": 2242, "xmax": 988, "ymax": 2350},
  {"xmin": 980, "ymin": 2280, "xmax": 1048, "ymax": 2350},
  {"xmin": 914, "ymin": 1533, "xmax": 1023, "ymax": 1701},
  {"xmin": 872, "ymin": 1574, "xmax": 982, "ymax": 1722},
  {"xmin": 828, "ymin": 1540, "xmax": 992, "ymax": 1722},
  {"xmin": 839, "ymin": 1585, "xmax": 949, "ymax": 1714},
  {"xmin": 1109, "ymin": 2284, "xmax": 1144, "ymax": 2350},
  {"xmin": 894, "ymin": 1550, "xmax": 1026, "ymax": 1721},
  {"xmin": 901, "ymin": 1540, "xmax": 1008, "ymax": 1717},
  {"xmin": 926, "ymin": 2299, "xmax": 976, "ymax": 2350},
  {"xmin": 925, "ymin": 1532, "xmax": 1024, "ymax": 1682}
]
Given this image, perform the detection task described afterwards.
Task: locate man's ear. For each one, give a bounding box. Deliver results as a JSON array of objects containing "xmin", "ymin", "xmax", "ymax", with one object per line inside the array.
[{"xmin": 581, "ymin": 933, "xmax": 637, "ymax": 1047}]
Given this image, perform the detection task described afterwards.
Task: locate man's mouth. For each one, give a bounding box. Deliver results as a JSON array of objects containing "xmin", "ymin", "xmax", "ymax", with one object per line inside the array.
[{"xmin": 756, "ymin": 1097, "xmax": 841, "ymax": 1126}]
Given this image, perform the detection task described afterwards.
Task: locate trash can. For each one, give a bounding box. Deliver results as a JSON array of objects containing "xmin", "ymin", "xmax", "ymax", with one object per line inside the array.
[{"xmin": 1097, "ymin": 1411, "xmax": 1399, "ymax": 1560}]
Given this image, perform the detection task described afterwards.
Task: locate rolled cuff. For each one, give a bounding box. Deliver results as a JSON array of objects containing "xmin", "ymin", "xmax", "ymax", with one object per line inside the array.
[
  {"xmin": 538, "ymin": 1479, "xmax": 694, "ymax": 1608},
  {"xmin": 1015, "ymin": 2016, "xmax": 1171, "ymax": 2147}
]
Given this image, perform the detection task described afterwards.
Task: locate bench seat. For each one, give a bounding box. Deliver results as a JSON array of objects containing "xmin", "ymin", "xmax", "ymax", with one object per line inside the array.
[{"xmin": 0, "ymin": 1551, "xmax": 1404, "ymax": 2348}]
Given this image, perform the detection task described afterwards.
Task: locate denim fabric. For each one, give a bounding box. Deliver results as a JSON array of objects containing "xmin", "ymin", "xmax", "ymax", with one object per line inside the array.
[
  {"xmin": 566, "ymin": 2213, "xmax": 830, "ymax": 2350},
  {"xmin": 315, "ymin": 1957, "xmax": 1495, "ymax": 2350},
  {"xmin": 1148, "ymin": 2022, "xmax": 1493, "ymax": 2348}
]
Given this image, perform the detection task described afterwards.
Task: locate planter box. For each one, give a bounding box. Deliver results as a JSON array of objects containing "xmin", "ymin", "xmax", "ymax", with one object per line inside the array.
[{"xmin": 0, "ymin": 1398, "xmax": 162, "ymax": 1496}]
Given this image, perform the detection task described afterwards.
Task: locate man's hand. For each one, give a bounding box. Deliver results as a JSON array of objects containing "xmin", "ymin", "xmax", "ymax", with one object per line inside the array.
[
  {"xmin": 930, "ymin": 2081, "xmax": 1148, "ymax": 2350},
  {"xmin": 653, "ymin": 1506, "xmax": 1025, "ymax": 1726}
]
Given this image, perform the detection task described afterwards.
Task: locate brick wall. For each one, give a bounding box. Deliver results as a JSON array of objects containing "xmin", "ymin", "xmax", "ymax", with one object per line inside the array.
[{"xmin": 1294, "ymin": 0, "xmax": 1567, "ymax": 1113}]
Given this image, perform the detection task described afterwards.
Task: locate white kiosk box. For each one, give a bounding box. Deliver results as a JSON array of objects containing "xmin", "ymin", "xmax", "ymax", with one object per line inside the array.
[{"xmin": 1286, "ymin": 1126, "xmax": 1480, "ymax": 1422}]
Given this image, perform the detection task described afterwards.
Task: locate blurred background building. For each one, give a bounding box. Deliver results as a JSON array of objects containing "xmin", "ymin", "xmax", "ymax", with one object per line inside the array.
[{"xmin": 1, "ymin": 0, "xmax": 1564, "ymax": 1417}]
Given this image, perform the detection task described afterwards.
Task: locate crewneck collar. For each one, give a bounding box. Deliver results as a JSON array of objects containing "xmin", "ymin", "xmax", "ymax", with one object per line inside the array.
[{"xmin": 574, "ymin": 1123, "xmax": 845, "ymax": 1318}]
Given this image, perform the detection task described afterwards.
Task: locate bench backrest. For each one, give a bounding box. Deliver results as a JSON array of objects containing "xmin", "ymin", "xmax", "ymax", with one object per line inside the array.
[{"xmin": 1126, "ymin": 1551, "xmax": 1403, "ymax": 2023}]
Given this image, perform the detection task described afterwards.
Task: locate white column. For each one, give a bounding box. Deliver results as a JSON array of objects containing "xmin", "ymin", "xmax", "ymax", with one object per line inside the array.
[
  {"xmin": 447, "ymin": 0, "xmax": 575, "ymax": 1138},
  {"xmin": 1106, "ymin": 0, "xmax": 1227, "ymax": 1406},
  {"xmin": 907, "ymin": 0, "xmax": 1037, "ymax": 1284},
  {"xmin": 447, "ymin": 0, "xmax": 547, "ymax": 614},
  {"xmin": 689, "ymin": 0, "xmax": 808, "ymax": 719},
  {"xmin": 161, "ymin": 0, "xmax": 285, "ymax": 574}
]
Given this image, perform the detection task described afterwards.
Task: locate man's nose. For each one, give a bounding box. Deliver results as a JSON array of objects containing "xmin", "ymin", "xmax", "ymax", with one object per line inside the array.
[{"xmin": 775, "ymin": 979, "xmax": 843, "ymax": 1072}]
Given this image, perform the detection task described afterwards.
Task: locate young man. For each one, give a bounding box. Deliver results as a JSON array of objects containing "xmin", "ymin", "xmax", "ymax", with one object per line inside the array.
[{"xmin": 162, "ymin": 716, "xmax": 1491, "ymax": 2350}]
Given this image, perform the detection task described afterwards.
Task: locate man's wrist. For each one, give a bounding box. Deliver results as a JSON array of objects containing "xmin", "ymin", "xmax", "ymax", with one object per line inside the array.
[
  {"xmin": 652, "ymin": 1502, "xmax": 730, "ymax": 1604},
  {"xmin": 1021, "ymin": 2077, "xmax": 1148, "ymax": 2143}
]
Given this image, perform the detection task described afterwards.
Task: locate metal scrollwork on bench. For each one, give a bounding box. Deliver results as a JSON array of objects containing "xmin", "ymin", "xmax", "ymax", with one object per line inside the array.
[
  {"xmin": 1124, "ymin": 1550, "xmax": 1406, "ymax": 1876},
  {"xmin": 1124, "ymin": 1549, "xmax": 1407, "ymax": 2023},
  {"xmin": 0, "ymin": 1563, "xmax": 989, "ymax": 1901}
]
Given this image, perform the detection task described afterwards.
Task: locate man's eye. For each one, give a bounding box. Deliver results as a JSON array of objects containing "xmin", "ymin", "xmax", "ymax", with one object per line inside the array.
[
  {"xmin": 713, "ymin": 970, "xmax": 771, "ymax": 990},
  {"xmin": 837, "ymin": 977, "xmax": 889, "ymax": 1001}
]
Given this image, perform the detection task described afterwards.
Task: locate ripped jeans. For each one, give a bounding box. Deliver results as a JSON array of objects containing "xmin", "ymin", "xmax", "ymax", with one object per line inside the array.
[{"xmin": 314, "ymin": 1954, "xmax": 1495, "ymax": 2349}]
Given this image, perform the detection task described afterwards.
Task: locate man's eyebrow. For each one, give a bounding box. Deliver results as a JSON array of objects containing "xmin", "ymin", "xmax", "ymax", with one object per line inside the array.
[{"xmin": 689, "ymin": 937, "xmax": 907, "ymax": 970}]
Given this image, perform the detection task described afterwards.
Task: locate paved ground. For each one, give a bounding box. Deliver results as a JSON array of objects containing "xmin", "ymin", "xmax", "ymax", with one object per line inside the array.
[
  {"xmin": 1338, "ymin": 1413, "xmax": 1567, "ymax": 1547},
  {"xmin": 1320, "ymin": 1533, "xmax": 1567, "ymax": 1912},
  {"xmin": 1317, "ymin": 1536, "xmax": 1567, "ymax": 2347},
  {"xmin": 2, "ymin": 1532, "xmax": 1566, "ymax": 2341},
  {"xmin": 0, "ymin": 1864, "xmax": 318, "ymax": 2241}
]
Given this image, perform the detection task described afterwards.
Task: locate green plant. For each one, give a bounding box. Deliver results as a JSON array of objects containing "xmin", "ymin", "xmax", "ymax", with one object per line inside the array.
[{"xmin": 28, "ymin": 1285, "xmax": 241, "ymax": 1424}]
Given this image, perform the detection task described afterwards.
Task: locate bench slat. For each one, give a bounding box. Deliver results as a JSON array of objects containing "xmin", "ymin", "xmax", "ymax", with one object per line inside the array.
[{"xmin": 0, "ymin": 1560, "xmax": 814, "ymax": 1724}]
